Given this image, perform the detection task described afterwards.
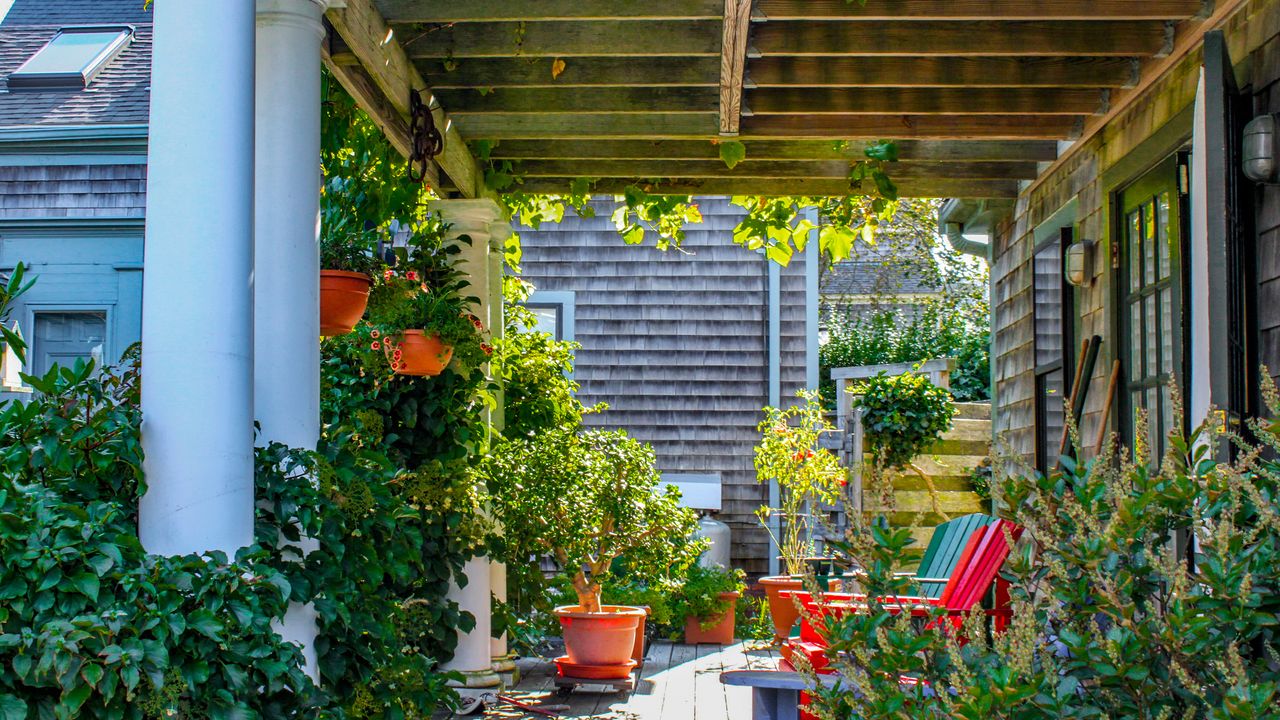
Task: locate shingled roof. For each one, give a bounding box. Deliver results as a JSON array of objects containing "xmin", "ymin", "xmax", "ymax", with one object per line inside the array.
[{"xmin": 0, "ymin": 0, "xmax": 152, "ymax": 127}]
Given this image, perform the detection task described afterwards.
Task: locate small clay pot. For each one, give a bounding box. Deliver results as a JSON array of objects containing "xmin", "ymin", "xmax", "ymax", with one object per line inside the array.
[
  {"xmin": 319, "ymin": 270, "xmax": 371, "ymax": 336},
  {"xmin": 683, "ymin": 591, "xmax": 740, "ymax": 645}
]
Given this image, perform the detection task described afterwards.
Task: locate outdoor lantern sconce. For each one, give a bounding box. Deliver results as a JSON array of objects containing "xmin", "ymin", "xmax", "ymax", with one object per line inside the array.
[
  {"xmin": 1064, "ymin": 240, "xmax": 1094, "ymax": 287},
  {"xmin": 1244, "ymin": 114, "xmax": 1280, "ymax": 183}
]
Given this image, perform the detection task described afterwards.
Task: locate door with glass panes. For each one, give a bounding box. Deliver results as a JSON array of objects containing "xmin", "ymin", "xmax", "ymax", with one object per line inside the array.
[{"xmin": 1117, "ymin": 154, "xmax": 1187, "ymax": 461}]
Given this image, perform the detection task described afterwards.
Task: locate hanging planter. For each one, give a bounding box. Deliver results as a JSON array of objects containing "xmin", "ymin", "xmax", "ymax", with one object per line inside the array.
[
  {"xmin": 385, "ymin": 330, "xmax": 454, "ymax": 376},
  {"xmin": 320, "ymin": 270, "xmax": 372, "ymax": 336}
]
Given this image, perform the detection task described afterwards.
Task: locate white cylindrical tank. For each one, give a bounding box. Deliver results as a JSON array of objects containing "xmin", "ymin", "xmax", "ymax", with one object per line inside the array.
[{"xmin": 695, "ymin": 515, "xmax": 732, "ymax": 569}]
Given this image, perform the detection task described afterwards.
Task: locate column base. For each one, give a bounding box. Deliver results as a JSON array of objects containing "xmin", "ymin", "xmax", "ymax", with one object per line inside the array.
[
  {"xmin": 448, "ymin": 667, "xmax": 503, "ymax": 691},
  {"xmin": 492, "ymin": 652, "xmax": 520, "ymax": 686}
]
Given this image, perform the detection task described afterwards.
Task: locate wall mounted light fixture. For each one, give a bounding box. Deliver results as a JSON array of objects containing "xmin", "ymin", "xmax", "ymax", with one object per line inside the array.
[
  {"xmin": 1244, "ymin": 113, "xmax": 1279, "ymax": 184},
  {"xmin": 1065, "ymin": 240, "xmax": 1094, "ymax": 287}
]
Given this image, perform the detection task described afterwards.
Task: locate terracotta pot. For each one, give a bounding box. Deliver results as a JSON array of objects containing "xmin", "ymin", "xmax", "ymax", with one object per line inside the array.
[
  {"xmin": 684, "ymin": 591, "xmax": 740, "ymax": 645},
  {"xmin": 319, "ymin": 270, "xmax": 371, "ymax": 336},
  {"xmin": 759, "ymin": 577, "xmax": 837, "ymax": 641},
  {"xmin": 388, "ymin": 330, "xmax": 454, "ymax": 376},
  {"xmin": 632, "ymin": 606, "xmax": 651, "ymax": 663},
  {"xmin": 555, "ymin": 605, "xmax": 646, "ymax": 667}
]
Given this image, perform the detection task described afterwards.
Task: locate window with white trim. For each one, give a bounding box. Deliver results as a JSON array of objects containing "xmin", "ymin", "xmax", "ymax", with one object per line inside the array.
[{"xmin": 8, "ymin": 26, "xmax": 133, "ymax": 90}]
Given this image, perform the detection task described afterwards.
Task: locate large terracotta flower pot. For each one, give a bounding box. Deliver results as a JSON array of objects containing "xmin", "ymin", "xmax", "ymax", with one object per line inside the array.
[
  {"xmin": 319, "ymin": 270, "xmax": 371, "ymax": 336},
  {"xmin": 759, "ymin": 577, "xmax": 837, "ymax": 642},
  {"xmin": 388, "ymin": 330, "xmax": 454, "ymax": 376},
  {"xmin": 554, "ymin": 605, "xmax": 646, "ymax": 668},
  {"xmin": 684, "ymin": 591, "xmax": 740, "ymax": 645}
]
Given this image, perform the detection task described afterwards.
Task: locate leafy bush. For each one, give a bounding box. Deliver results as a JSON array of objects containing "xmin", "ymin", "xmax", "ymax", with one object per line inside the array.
[
  {"xmin": 484, "ymin": 428, "xmax": 700, "ymax": 613},
  {"xmin": 807, "ymin": 390, "xmax": 1280, "ymax": 719},
  {"xmin": 672, "ymin": 564, "xmax": 747, "ymax": 632},
  {"xmin": 755, "ymin": 391, "xmax": 846, "ymax": 576},
  {"xmin": 820, "ymin": 301, "xmax": 991, "ymax": 403},
  {"xmin": 852, "ymin": 371, "xmax": 955, "ymax": 472}
]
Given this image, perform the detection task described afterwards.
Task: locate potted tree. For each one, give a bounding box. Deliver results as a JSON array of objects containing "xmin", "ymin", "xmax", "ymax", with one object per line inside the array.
[
  {"xmin": 754, "ymin": 390, "xmax": 845, "ymax": 641},
  {"xmin": 319, "ymin": 178, "xmax": 383, "ymax": 336},
  {"xmin": 485, "ymin": 428, "xmax": 699, "ymax": 678},
  {"xmin": 363, "ymin": 217, "xmax": 489, "ymax": 377},
  {"xmin": 673, "ymin": 563, "xmax": 746, "ymax": 645}
]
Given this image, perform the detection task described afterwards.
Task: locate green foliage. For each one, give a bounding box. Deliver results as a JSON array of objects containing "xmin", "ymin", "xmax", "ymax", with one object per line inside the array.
[
  {"xmin": 611, "ymin": 186, "xmax": 704, "ymax": 251},
  {"xmin": 755, "ymin": 391, "xmax": 846, "ymax": 576},
  {"xmin": 0, "ymin": 265, "xmax": 33, "ymax": 363},
  {"xmin": 853, "ymin": 372, "xmax": 955, "ymax": 472},
  {"xmin": 717, "ymin": 140, "xmax": 747, "ymax": 170},
  {"xmin": 809, "ymin": 388, "xmax": 1280, "ymax": 719},
  {"xmin": 319, "ymin": 177, "xmax": 387, "ymax": 276},
  {"xmin": 671, "ymin": 564, "xmax": 746, "ymax": 632},
  {"xmin": 497, "ymin": 278, "xmax": 596, "ymax": 438},
  {"xmin": 484, "ymin": 428, "xmax": 700, "ymax": 612}
]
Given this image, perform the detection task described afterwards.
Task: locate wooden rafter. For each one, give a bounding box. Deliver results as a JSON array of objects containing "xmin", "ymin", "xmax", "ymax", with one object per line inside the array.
[
  {"xmin": 325, "ymin": 0, "xmax": 485, "ymax": 198},
  {"xmin": 719, "ymin": 0, "xmax": 753, "ymax": 135},
  {"xmin": 439, "ymin": 87, "xmax": 719, "ymax": 114},
  {"xmin": 511, "ymin": 159, "xmax": 1041, "ymax": 180},
  {"xmin": 516, "ymin": 177, "xmax": 1021, "ymax": 198},
  {"xmin": 484, "ymin": 139, "xmax": 1061, "ymax": 162},
  {"xmin": 400, "ymin": 20, "xmax": 723, "ymax": 58},
  {"xmin": 746, "ymin": 88, "xmax": 1108, "ymax": 115},
  {"xmin": 753, "ymin": 0, "xmax": 1204, "ymax": 20},
  {"xmin": 742, "ymin": 115, "xmax": 1083, "ymax": 140},
  {"xmin": 747, "ymin": 57, "xmax": 1140, "ymax": 88},
  {"xmin": 418, "ymin": 58, "xmax": 720, "ymax": 88},
  {"xmin": 377, "ymin": 0, "xmax": 724, "ymax": 22},
  {"xmin": 752, "ymin": 21, "xmax": 1170, "ymax": 56}
]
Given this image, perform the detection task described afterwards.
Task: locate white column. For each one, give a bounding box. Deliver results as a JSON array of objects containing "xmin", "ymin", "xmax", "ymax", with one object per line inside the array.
[
  {"xmin": 431, "ymin": 198, "xmax": 507, "ymax": 693},
  {"xmin": 490, "ymin": 561, "xmax": 518, "ymax": 684},
  {"xmin": 255, "ymin": 0, "xmax": 327, "ymax": 682},
  {"xmin": 140, "ymin": 1, "xmax": 256, "ymax": 556}
]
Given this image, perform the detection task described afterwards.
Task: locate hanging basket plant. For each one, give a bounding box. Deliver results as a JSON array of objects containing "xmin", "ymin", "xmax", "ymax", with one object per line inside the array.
[
  {"xmin": 361, "ymin": 215, "xmax": 490, "ymax": 377},
  {"xmin": 319, "ymin": 177, "xmax": 388, "ymax": 336}
]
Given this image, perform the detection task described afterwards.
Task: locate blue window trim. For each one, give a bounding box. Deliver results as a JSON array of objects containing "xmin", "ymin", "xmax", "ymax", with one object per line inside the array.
[{"xmin": 525, "ymin": 290, "xmax": 575, "ymax": 343}]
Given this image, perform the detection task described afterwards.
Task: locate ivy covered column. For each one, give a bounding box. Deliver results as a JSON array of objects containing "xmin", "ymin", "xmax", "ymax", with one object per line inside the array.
[
  {"xmin": 254, "ymin": 0, "xmax": 328, "ymax": 681},
  {"xmin": 140, "ymin": 1, "xmax": 256, "ymax": 556},
  {"xmin": 429, "ymin": 198, "xmax": 508, "ymax": 693}
]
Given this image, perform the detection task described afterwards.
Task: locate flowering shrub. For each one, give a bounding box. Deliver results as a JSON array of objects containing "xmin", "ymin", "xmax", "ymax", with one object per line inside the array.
[
  {"xmin": 754, "ymin": 390, "xmax": 846, "ymax": 576},
  {"xmin": 805, "ymin": 391, "xmax": 1280, "ymax": 719}
]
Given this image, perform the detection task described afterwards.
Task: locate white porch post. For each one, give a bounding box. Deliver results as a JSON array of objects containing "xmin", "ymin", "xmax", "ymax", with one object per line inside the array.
[
  {"xmin": 429, "ymin": 198, "xmax": 507, "ymax": 693},
  {"xmin": 254, "ymin": 0, "xmax": 327, "ymax": 681},
  {"xmin": 140, "ymin": 2, "xmax": 256, "ymax": 556}
]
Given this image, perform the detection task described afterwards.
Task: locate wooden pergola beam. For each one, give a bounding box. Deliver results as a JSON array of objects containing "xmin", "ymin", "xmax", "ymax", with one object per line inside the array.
[
  {"xmin": 747, "ymin": 57, "xmax": 1139, "ymax": 88},
  {"xmin": 454, "ymin": 112, "xmax": 1082, "ymax": 139},
  {"xmin": 438, "ymin": 87, "xmax": 719, "ymax": 114},
  {"xmin": 377, "ymin": 0, "xmax": 724, "ymax": 22},
  {"xmin": 417, "ymin": 58, "xmax": 721, "ymax": 88},
  {"xmin": 399, "ymin": 20, "xmax": 723, "ymax": 58},
  {"xmin": 513, "ymin": 159, "xmax": 1042, "ymax": 180},
  {"xmin": 741, "ymin": 115, "xmax": 1083, "ymax": 140},
  {"xmin": 485, "ymin": 139, "xmax": 1061, "ymax": 162},
  {"xmin": 325, "ymin": 0, "xmax": 486, "ymax": 198},
  {"xmin": 747, "ymin": 87, "xmax": 1107, "ymax": 115},
  {"xmin": 753, "ymin": 20, "xmax": 1171, "ymax": 56},
  {"xmin": 754, "ymin": 0, "xmax": 1204, "ymax": 20},
  {"xmin": 516, "ymin": 176, "xmax": 1021, "ymax": 198},
  {"xmin": 719, "ymin": 0, "xmax": 753, "ymax": 135}
]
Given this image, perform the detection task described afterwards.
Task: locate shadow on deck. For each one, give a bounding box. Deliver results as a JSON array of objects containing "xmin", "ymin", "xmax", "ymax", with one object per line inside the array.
[{"xmin": 472, "ymin": 640, "xmax": 780, "ymax": 719}]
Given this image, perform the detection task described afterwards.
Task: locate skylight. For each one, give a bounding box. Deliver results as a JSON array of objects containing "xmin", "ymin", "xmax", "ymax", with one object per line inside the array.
[{"xmin": 8, "ymin": 26, "xmax": 133, "ymax": 90}]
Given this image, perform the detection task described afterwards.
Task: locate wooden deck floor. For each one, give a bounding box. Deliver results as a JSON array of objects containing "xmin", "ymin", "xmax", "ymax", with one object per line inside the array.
[{"xmin": 477, "ymin": 640, "xmax": 779, "ymax": 719}]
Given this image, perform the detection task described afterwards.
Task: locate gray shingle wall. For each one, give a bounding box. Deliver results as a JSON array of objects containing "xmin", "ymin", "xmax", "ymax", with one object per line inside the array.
[
  {"xmin": 518, "ymin": 196, "xmax": 813, "ymax": 576},
  {"xmin": 1, "ymin": 0, "xmax": 153, "ymax": 27},
  {"xmin": 0, "ymin": 164, "xmax": 146, "ymax": 219}
]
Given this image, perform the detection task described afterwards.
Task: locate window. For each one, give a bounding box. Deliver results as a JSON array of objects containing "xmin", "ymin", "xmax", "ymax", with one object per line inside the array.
[
  {"xmin": 8, "ymin": 27, "xmax": 133, "ymax": 90},
  {"xmin": 1118, "ymin": 155, "xmax": 1186, "ymax": 462},
  {"xmin": 1033, "ymin": 228, "xmax": 1074, "ymax": 472},
  {"xmin": 524, "ymin": 290, "xmax": 575, "ymax": 342},
  {"xmin": 31, "ymin": 311, "xmax": 106, "ymax": 377}
]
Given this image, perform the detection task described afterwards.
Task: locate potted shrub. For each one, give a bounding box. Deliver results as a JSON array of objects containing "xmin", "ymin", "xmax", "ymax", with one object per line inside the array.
[
  {"xmin": 319, "ymin": 177, "xmax": 383, "ymax": 336},
  {"xmin": 485, "ymin": 428, "xmax": 699, "ymax": 677},
  {"xmin": 363, "ymin": 216, "xmax": 489, "ymax": 377},
  {"xmin": 754, "ymin": 390, "xmax": 845, "ymax": 641},
  {"xmin": 673, "ymin": 563, "xmax": 746, "ymax": 645}
]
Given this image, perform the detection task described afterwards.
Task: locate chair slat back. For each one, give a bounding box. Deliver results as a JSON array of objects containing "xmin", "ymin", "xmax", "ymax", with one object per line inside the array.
[
  {"xmin": 916, "ymin": 513, "xmax": 995, "ymax": 600},
  {"xmin": 943, "ymin": 520, "xmax": 1024, "ymax": 612}
]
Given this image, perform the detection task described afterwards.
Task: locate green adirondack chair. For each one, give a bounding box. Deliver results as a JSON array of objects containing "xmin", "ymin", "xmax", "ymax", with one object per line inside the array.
[{"xmin": 911, "ymin": 512, "xmax": 996, "ymax": 600}]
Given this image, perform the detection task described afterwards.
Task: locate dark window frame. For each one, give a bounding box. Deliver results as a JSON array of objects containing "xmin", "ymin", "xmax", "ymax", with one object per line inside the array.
[{"xmin": 1033, "ymin": 227, "xmax": 1076, "ymax": 472}]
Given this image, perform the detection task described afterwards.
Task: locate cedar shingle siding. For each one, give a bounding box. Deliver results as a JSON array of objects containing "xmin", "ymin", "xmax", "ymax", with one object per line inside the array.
[{"xmin": 517, "ymin": 197, "xmax": 813, "ymax": 576}]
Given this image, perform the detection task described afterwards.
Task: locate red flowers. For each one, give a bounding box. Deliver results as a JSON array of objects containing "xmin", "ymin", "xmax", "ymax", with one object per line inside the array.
[
  {"xmin": 370, "ymin": 341, "xmax": 381, "ymax": 351},
  {"xmin": 791, "ymin": 449, "xmax": 816, "ymax": 462},
  {"xmin": 383, "ymin": 269, "xmax": 394, "ymax": 282},
  {"xmin": 480, "ymin": 343, "xmax": 493, "ymax": 356},
  {"xmin": 370, "ymin": 329, "xmax": 380, "ymax": 339},
  {"xmin": 405, "ymin": 270, "xmax": 419, "ymax": 282}
]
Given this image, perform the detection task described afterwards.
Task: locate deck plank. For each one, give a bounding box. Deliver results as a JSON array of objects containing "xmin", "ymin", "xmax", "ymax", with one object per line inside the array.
[
  {"xmin": 662, "ymin": 642, "xmax": 700, "ymax": 720},
  {"xmin": 693, "ymin": 644, "xmax": 728, "ymax": 720}
]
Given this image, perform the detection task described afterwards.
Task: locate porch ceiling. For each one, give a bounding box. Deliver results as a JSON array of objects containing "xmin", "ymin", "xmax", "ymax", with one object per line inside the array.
[{"xmin": 322, "ymin": 0, "xmax": 1215, "ymax": 199}]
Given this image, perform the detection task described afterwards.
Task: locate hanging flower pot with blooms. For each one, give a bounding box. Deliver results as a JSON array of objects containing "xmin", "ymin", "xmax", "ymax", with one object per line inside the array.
[
  {"xmin": 318, "ymin": 177, "xmax": 389, "ymax": 336},
  {"xmin": 360, "ymin": 215, "xmax": 490, "ymax": 377}
]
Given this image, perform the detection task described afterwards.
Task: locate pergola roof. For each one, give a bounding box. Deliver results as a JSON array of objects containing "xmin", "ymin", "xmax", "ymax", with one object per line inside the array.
[{"xmin": 322, "ymin": 0, "xmax": 1218, "ymax": 199}]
